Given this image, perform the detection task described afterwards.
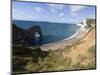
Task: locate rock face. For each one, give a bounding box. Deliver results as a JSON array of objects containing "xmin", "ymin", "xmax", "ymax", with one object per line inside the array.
[
  {"xmin": 13, "ymin": 24, "xmax": 43, "ymax": 45},
  {"xmin": 27, "ymin": 25, "xmax": 43, "ymax": 37}
]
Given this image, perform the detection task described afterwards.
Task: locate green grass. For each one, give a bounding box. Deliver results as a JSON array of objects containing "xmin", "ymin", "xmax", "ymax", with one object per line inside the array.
[
  {"xmin": 25, "ymin": 46, "xmax": 72, "ymax": 72},
  {"xmin": 12, "ymin": 46, "xmax": 49, "ymax": 73},
  {"xmin": 13, "ymin": 44, "xmax": 96, "ymax": 74}
]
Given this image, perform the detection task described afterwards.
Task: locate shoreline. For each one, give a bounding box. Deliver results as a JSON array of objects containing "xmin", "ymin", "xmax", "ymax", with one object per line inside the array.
[
  {"xmin": 40, "ymin": 28, "xmax": 88, "ymax": 51},
  {"xmin": 62, "ymin": 30, "xmax": 79, "ymax": 41}
]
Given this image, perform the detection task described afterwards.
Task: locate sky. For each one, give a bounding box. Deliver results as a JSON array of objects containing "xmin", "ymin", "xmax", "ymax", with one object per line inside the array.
[{"xmin": 12, "ymin": 1, "xmax": 96, "ymax": 23}]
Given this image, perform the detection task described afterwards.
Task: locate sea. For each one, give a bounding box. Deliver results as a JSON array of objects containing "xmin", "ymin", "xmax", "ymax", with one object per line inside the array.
[{"xmin": 13, "ymin": 20, "xmax": 80, "ymax": 45}]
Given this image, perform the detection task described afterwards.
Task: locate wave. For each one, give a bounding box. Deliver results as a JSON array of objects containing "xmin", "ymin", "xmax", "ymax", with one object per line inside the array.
[
  {"xmin": 77, "ymin": 23, "xmax": 82, "ymax": 26},
  {"xmin": 62, "ymin": 29, "xmax": 80, "ymax": 41}
]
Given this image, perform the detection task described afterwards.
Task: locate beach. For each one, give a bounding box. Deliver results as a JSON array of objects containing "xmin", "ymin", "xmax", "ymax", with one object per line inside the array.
[{"xmin": 40, "ymin": 28, "xmax": 88, "ymax": 51}]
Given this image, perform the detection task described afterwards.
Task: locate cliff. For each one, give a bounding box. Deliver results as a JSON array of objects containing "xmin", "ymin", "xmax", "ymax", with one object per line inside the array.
[
  {"xmin": 65, "ymin": 28, "xmax": 96, "ymax": 67},
  {"xmin": 13, "ymin": 24, "xmax": 43, "ymax": 45}
]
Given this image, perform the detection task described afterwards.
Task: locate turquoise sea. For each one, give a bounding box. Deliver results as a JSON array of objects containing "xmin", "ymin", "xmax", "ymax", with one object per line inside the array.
[{"xmin": 13, "ymin": 20, "xmax": 80, "ymax": 45}]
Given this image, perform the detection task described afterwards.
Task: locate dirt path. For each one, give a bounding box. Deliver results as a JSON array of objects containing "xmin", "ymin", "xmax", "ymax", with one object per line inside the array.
[{"xmin": 65, "ymin": 28, "xmax": 96, "ymax": 67}]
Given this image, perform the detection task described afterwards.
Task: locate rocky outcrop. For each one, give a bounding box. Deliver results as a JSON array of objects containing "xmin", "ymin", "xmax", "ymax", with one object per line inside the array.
[
  {"xmin": 27, "ymin": 25, "xmax": 43, "ymax": 38},
  {"xmin": 13, "ymin": 24, "xmax": 43, "ymax": 45}
]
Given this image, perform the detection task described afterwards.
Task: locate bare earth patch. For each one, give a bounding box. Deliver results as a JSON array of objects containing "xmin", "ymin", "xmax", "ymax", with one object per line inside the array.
[{"xmin": 65, "ymin": 28, "xmax": 96, "ymax": 69}]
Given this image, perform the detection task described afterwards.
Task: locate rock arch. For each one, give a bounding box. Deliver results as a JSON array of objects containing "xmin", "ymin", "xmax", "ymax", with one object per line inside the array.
[
  {"xmin": 13, "ymin": 24, "xmax": 43, "ymax": 45},
  {"xmin": 27, "ymin": 25, "xmax": 43, "ymax": 39}
]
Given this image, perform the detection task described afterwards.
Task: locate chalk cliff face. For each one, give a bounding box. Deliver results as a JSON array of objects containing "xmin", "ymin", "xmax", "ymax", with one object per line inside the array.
[{"xmin": 12, "ymin": 24, "xmax": 43, "ymax": 45}]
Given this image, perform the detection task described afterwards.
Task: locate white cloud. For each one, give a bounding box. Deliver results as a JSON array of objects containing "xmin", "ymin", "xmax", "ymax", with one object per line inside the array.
[
  {"xmin": 70, "ymin": 6, "xmax": 86, "ymax": 12},
  {"xmin": 51, "ymin": 8, "xmax": 56, "ymax": 13},
  {"xmin": 34, "ymin": 7, "xmax": 42, "ymax": 12},
  {"xmin": 48, "ymin": 4, "xmax": 65, "ymax": 10},
  {"xmin": 59, "ymin": 13, "xmax": 64, "ymax": 17},
  {"xmin": 71, "ymin": 12, "xmax": 77, "ymax": 17},
  {"xmin": 48, "ymin": 4, "xmax": 65, "ymax": 13},
  {"xmin": 69, "ymin": 5, "xmax": 87, "ymax": 17}
]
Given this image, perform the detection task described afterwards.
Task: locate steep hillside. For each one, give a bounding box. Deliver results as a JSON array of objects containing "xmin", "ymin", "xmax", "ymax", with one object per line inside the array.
[{"xmin": 64, "ymin": 28, "xmax": 96, "ymax": 69}]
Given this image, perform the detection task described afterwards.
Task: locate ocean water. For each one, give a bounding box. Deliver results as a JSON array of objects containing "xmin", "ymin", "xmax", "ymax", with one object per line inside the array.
[{"xmin": 13, "ymin": 20, "xmax": 80, "ymax": 45}]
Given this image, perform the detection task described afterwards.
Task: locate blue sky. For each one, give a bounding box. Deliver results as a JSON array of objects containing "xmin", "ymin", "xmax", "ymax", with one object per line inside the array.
[{"xmin": 12, "ymin": 1, "xmax": 96, "ymax": 23}]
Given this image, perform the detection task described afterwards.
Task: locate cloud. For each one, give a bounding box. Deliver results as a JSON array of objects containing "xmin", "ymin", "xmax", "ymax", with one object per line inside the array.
[
  {"xmin": 48, "ymin": 4, "xmax": 65, "ymax": 10},
  {"xmin": 69, "ymin": 5, "xmax": 87, "ymax": 17},
  {"xmin": 59, "ymin": 13, "xmax": 64, "ymax": 17},
  {"xmin": 34, "ymin": 7, "xmax": 42, "ymax": 12},
  {"xmin": 51, "ymin": 8, "xmax": 56, "ymax": 13},
  {"xmin": 48, "ymin": 4, "xmax": 65, "ymax": 13},
  {"xmin": 70, "ymin": 6, "xmax": 86, "ymax": 12}
]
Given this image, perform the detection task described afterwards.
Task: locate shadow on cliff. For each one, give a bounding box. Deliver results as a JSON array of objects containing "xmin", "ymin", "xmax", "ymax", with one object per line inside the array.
[{"xmin": 12, "ymin": 23, "xmax": 43, "ymax": 46}]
